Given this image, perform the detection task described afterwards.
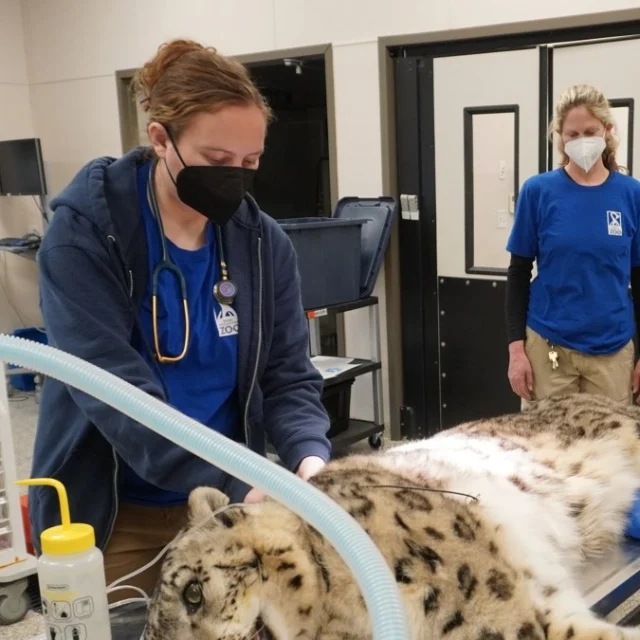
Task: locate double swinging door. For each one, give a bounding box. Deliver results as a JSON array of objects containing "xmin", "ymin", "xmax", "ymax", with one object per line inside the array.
[{"xmin": 394, "ymin": 26, "xmax": 640, "ymax": 438}]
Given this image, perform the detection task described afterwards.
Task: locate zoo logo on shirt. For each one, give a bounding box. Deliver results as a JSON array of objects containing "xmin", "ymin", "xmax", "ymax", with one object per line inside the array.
[
  {"xmin": 607, "ymin": 210, "xmax": 623, "ymax": 236},
  {"xmin": 215, "ymin": 304, "xmax": 239, "ymax": 338}
]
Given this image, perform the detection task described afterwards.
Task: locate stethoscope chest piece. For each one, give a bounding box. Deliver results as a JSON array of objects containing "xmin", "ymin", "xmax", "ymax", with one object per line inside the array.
[{"xmin": 214, "ymin": 279, "xmax": 238, "ymax": 306}]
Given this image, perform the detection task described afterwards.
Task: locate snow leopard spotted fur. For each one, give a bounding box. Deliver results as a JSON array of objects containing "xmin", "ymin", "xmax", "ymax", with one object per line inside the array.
[{"xmin": 144, "ymin": 392, "xmax": 640, "ymax": 639}]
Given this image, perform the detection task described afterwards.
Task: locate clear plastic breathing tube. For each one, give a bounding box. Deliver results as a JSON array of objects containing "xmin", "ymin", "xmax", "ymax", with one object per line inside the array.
[{"xmin": 0, "ymin": 334, "xmax": 409, "ymax": 640}]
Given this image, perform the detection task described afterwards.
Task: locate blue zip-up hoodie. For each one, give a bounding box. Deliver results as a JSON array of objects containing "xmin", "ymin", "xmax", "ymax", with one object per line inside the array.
[{"xmin": 29, "ymin": 148, "xmax": 331, "ymax": 553}]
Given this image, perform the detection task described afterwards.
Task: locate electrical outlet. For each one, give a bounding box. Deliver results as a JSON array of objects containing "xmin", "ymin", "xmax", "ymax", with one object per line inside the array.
[
  {"xmin": 497, "ymin": 211, "xmax": 508, "ymax": 229},
  {"xmin": 499, "ymin": 160, "xmax": 507, "ymax": 180}
]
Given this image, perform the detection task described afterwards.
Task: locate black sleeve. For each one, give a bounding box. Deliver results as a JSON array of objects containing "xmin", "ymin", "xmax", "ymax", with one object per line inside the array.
[
  {"xmin": 631, "ymin": 267, "xmax": 640, "ymax": 336},
  {"xmin": 505, "ymin": 253, "xmax": 535, "ymax": 344}
]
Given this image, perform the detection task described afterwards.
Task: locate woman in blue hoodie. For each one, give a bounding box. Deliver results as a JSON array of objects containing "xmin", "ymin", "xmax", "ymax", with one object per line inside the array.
[{"xmin": 29, "ymin": 39, "xmax": 331, "ymax": 599}]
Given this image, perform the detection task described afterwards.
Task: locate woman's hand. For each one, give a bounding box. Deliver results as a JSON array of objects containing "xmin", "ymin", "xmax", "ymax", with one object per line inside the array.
[
  {"xmin": 508, "ymin": 340, "xmax": 534, "ymax": 400},
  {"xmin": 243, "ymin": 456, "xmax": 327, "ymax": 504},
  {"xmin": 295, "ymin": 456, "xmax": 326, "ymax": 480},
  {"xmin": 243, "ymin": 487, "xmax": 266, "ymax": 503}
]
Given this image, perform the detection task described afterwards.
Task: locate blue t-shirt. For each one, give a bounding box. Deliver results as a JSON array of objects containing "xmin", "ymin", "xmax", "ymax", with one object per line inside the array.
[
  {"xmin": 120, "ymin": 161, "xmax": 240, "ymax": 505},
  {"xmin": 507, "ymin": 168, "xmax": 640, "ymax": 355}
]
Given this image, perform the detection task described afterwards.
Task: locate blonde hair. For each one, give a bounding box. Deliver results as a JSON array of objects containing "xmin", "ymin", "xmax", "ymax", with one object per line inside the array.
[
  {"xmin": 132, "ymin": 39, "xmax": 273, "ymax": 139},
  {"xmin": 550, "ymin": 83, "xmax": 621, "ymax": 172}
]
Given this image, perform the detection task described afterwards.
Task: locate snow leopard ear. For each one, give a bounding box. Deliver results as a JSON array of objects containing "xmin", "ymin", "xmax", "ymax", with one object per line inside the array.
[{"xmin": 188, "ymin": 487, "xmax": 230, "ymax": 527}]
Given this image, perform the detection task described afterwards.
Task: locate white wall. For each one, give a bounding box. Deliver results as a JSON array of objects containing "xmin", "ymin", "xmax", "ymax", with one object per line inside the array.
[
  {"xmin": 0, "ymin": 0, "xmax": 41, "ymax": 334},
  {"xmin": 332, "ymin": 40, "xmax": 387, "ymax": 423},
  {"xmin": 14, "ymin": 0, "xmax": 640, "ymax": 430}
]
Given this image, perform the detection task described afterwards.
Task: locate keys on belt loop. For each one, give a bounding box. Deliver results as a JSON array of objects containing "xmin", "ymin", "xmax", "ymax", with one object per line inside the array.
[{"xmin": 547, "ymin": 343, "xmax": 559, "ymax": 370}]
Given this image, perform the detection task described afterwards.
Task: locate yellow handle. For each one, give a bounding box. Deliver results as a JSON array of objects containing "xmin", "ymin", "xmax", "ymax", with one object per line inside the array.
[{"xmin": 16, "ymin": 478, "xmax": 71, "ymax": 528}]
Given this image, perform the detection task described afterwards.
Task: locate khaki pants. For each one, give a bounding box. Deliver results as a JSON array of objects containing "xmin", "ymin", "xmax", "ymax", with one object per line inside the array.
[
  {"xmin": 522, "ymin": 327, "xmax": 635, "ymax": 410},
  {"xmin": 104, "ymin": 502, "xmax": 188, "ymax": 603}
]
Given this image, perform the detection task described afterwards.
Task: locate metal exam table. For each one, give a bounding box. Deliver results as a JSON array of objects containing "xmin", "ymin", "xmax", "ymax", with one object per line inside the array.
[{"xmin": 579, "ymin": 538, "xmax": 640, "ymax": 624}]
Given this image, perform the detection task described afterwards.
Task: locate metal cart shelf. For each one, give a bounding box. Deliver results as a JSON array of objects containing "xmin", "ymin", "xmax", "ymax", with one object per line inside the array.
[{"xmin": 307, "ymin": 296, "xmax": 384, "ymax": 450}]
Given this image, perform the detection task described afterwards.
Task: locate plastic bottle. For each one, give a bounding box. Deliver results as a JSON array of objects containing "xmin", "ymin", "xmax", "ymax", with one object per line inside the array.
[{"xmin": 16, "ymin": 478, "xmax": 112, "ymax": 640}]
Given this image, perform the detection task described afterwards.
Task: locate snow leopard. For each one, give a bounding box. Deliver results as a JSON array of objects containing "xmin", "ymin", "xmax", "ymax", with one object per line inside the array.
[{"xmin": 144, "ymin": 392, "xmax": 640, "ymax": 639}]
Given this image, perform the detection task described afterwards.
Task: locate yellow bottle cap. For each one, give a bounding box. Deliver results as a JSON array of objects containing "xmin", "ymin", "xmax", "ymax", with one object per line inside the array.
[{"xmin": 16, "ymin": 478, "xmax": 95, "ymax": 556}]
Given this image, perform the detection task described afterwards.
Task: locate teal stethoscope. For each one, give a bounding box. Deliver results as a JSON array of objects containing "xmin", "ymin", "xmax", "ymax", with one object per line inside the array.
[{"xmin": 146, "ymin": 159, "xmax": 238, "ymax": 364}]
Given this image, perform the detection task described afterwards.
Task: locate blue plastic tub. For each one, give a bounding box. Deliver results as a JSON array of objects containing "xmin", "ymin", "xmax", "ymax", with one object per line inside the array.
[
  {"xmin": 279, "ymin": 217, "xmax": 366, "ymax": 310},
  {"xmin": 8, "ymin": 327, "xmax": 47, "ymax": 391},
  {"xmin": 333, "ymin": 197, "xmax": 397, "ymax": 299},
  {"xmin": 278, "ymin": 197, "xmax": 397, "ymax": 311}
]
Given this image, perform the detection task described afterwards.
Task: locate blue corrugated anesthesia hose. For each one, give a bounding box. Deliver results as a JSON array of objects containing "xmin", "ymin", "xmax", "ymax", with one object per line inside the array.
[{"xmin": 0, "ymin": 334, "xmax": 409, "ymax": 639}]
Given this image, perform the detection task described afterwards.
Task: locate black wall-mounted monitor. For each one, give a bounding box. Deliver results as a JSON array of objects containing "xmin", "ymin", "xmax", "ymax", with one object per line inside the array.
[{"xmin": 0, "ymin": 138, "xmax": 47, "ymax": 196}]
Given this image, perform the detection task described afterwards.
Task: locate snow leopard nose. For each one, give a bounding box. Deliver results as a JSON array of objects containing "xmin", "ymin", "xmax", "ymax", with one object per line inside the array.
[{"xmin": 254, "ymin": 617, "xmax": 276, "ymax": 639}]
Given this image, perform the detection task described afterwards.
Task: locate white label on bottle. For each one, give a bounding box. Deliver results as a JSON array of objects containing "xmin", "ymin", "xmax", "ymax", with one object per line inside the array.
[
  {"xmin": 39, "ymin": 553, "xmax": 111, "ymax": 640},
  {"xmin": 64, "ymin": 623, "xmax": 87, "ymax": 640},
  {"xmin": 43, "ymin": 594, "xmax": 105, "ymax": 640},
  {"xmin": 50, "ymin": 600, "xmax": 72, "ymax": 621},
  {"xmin": 73, "ymin": 597, "xmax": 94, "ymax": 619}
]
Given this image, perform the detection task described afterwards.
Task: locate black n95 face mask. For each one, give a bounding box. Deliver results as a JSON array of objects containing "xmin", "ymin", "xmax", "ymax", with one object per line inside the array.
[
  {"xmin": 165, "ymin": 128, "xmax": 256, "ymax": 226},
  {"xmin": 175, "ymin": 165, "xmax": 255, "ymax": 227}
]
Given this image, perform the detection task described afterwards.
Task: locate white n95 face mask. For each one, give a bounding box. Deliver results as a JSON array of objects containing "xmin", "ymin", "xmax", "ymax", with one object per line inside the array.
[{"xmin": 564, "ymin": 135, "xmax": 606, "ymax": 173}]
